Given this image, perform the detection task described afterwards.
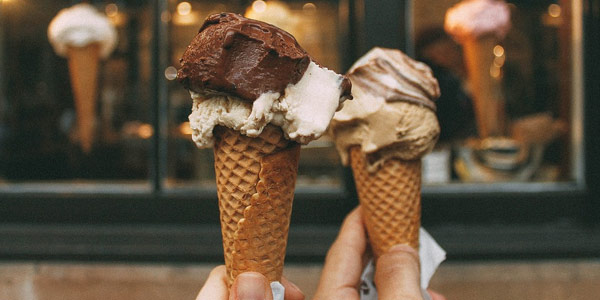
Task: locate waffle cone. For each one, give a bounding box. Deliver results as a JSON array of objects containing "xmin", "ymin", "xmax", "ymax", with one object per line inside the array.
[
  {"xmin": 463, "ymin": 36, "xmax": 505, "ymax": 138},
  {"xmin": 67, "ymin": 44, "xmax": 100, "ymax": 153},
  {"xmin": 349, "ymin": 147, "xmax": 421, "ymax": 257},
  {"xmin": 213, "ymin": 125, "xmax": 300, "ymax": 286}
]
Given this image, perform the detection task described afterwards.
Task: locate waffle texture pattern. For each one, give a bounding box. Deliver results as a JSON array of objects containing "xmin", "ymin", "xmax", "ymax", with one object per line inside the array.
[
  {"xmin": 213, "ymin": 125, "xmax": 300, "ymax": 284},
  {"xmin": 349, "ymin": 146, "xmax": 421, "ymax": 256}
]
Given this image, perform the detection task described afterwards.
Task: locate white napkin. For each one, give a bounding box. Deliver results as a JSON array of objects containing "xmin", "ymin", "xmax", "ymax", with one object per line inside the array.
[
  {"xmin": 271, "ymin": 281, "xmax": 285, "ymax": 300},
  {"xmin": 359, "ymin": 228, "xmax": 446, "ymax": 300}
]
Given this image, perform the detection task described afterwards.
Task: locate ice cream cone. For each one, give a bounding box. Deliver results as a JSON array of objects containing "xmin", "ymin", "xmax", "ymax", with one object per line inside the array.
[
  {"xmin": 213, "ymin": 125, "xmax": 300, "ymax": 286},
  {"xmin": 349, "ymin": 146, "xmax": 421, "ymax": 256},
  {"xmin": 462, "ymin": 35, "xmax": 505, "ymax": 138},
  {"xmin": 67, "ymin": 43, "xmax": 100, "ymax": 153}
]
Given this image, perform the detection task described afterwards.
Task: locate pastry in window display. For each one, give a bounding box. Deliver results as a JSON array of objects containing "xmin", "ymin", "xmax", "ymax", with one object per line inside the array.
[
  {"xmin": 329, "ymin": 47, "xmax": 440, "ymax": 256},
  {"xmin": 177, "ymin": 12, "xmax": 351, "ymax": 294},
  {"xmin": 444, "ymin": 0, "xmax": 511, "ymax": 138},
  {"xmin": 48, "ymin": 3, "xmax": 117, "ymax": 153}
]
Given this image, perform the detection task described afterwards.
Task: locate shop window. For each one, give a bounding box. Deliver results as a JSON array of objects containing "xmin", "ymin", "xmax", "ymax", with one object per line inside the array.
[
  {"xmin": 414, "ymin": 0, "xmax": 584, "ymax": 188},
  {"xmin": 0, "ymin": 0, "xmax": 597, "ymax": 260}
]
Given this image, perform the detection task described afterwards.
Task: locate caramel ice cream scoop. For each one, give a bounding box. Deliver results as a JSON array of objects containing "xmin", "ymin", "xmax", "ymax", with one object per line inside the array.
[{"xmin": 330, "ymin": 47, "xmax": 440, "ymax": 172}]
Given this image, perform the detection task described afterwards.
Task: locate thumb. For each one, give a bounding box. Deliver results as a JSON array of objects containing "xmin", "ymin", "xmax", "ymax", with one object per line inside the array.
[
  {"xmin": 229, "ymin": 272, "xmax": 273, "ymax": 300},
  {"xmin": 374, "ymin": 244, "xmax": 423, "ymax": 300}
]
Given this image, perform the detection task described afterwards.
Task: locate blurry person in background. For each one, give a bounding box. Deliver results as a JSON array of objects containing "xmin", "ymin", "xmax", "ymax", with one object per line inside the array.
[{"xmin": 415, "ymin": 27, "xmax": 477, "ymax": 143}]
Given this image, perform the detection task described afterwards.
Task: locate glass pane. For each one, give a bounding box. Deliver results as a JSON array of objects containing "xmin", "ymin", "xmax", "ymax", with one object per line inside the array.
[
  {"xmin": 0, "ymin": 1, "xmax": 153, "ymax": 188},
  {"xmin": 413, "ymin": 0, "xmax": 581, "ymax": 185},
  {"xmin": 165, "ymin": 0, "xmax": 345, "ymax": 189}
]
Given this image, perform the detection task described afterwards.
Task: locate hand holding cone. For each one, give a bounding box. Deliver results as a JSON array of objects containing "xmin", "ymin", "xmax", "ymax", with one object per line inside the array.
[
  {"xmin": 176, "ymin": 13, "xmax": 351, "ymax": 289},
  {"xmin": 349, "ymin": 147, "xmax": 421, "ymax": 255},
  {"xmin": 330, "ymin": 48, "xmax": 440, "ymax": 254}
]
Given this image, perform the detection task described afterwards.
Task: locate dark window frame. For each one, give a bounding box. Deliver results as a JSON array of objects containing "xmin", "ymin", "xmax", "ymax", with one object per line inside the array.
[{"xmin": 1, "ymin": 0, "xmax": 599, "ymax": 262}]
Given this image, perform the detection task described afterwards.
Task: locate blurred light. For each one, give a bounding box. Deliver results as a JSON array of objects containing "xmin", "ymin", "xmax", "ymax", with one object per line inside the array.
[
  {"xmin": 494, "ymin": 55, "xmax": 506, "ymax": 67},
  {"xmin": 165, "ymin": 66, "xmax": 178, "ymax": 80},
  {"xmin": 179, "ymin": 122, "xmax": 192, "ymax": 136},
  {"xmin": 493, "ymin": 45, "xmax": 504, "ymax": 57},
  {"xmin": 303, "ymin": 2, "xmax": 317, "ymax": 14},
  {"xmin": 245, "ymin": 1, "xmax": 293, "ymax": 27},
  {"xmin": 105, "ymin": 3, "xmax": 118, "ymax": 17},
  {"xmin": 138, "ymin": 124, "xmax": 154, "ymax": 139},
  {"xmin": 252, "ymin": 0, "xmax": 267, "ymax": 13},
  {"xmin": 161, "ymin": 11, "xmax": 172, "ymax": 23},
  {"xmin": 177, "ymin": 2, "xmax": 192, "ymax": 16},
  {"xmin": 493, "ymin": 45, "xmax": 505, "ymax": 69},
  {"xmin": 105, "ymin": 3, "xmax": 127, "ymax": 27},
  {"xmin": 173, "ymin": 11, "xmax": 199, "ymax": 25},
  {"xmin": 490, "ymin": 64, "xmax": 502, "ymax": 79},
  {"xmin": 548, "ymin": 4, "xmax": 561, "ymax": 18}
]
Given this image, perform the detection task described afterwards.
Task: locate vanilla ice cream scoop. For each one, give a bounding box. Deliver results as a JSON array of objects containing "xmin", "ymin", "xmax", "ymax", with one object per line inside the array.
[
  {"xmin": 48, "ymin": 3, "xmax": 117, "ymax": 58},
  {"xmin": 444, "ymin": 0, "xmax": 511, "ymax": 43},
  {"xmin": 178, "ymin": 13, "xmax": 351, "ymax": 148},
  {"xmin": 330, "ymin": 47, "xmax": 440, "ymax": 172}
]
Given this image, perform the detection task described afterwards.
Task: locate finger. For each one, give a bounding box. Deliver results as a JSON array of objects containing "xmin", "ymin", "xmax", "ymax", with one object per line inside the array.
[
  {"xmin": 375, "ymin": 244, "xmax": 423, "ymax": 300},
  {"xmin": 280, "ymin": 276, "xmax": 305, "ymax": 300},
  {"xmin": 314, "ymin": 206, "xmax": 366, "ymax": 300},
  {"xmin": 229, "ymin": 272, "xmax": 273, "ymax": 300},
  {"xmin": 196, "ymin": 265, "xmax": 229, "ymax": 300},
  {"xmin": 427, "ymin": 289, "xmax": 447, "ymax": 300}
]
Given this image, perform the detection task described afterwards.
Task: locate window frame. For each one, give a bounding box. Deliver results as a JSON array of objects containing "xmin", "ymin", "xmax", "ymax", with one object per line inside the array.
[{"xmin": 1, "ymin": 0, "xmax": 599, "ymax": 262}]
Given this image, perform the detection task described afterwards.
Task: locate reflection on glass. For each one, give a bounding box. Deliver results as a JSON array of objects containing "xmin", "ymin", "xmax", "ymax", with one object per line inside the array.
[
  {"xmin": 166, "ymin": 0, "xmax": 344, "ymax": 189},
  {"xmin": 0, "ymin": 1, "xmax": 153, "ymax": 182},
  {"xmin": 414, "ymin": 0, "xmax": 575, "ymax": 184}
]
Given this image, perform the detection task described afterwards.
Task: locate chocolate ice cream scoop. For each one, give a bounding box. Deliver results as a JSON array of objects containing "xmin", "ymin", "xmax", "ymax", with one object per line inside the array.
[
  {"xmin": 177, "ymin": 12, "xmax": 352, "ymax": 148},
  {"xmin": 177, "ymin": 12, "xmax": 350, "ymax": 102}
]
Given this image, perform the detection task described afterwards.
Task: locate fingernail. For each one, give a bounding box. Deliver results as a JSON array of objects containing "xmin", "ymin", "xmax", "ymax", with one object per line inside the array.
[
  {"xmin": 287, "ymin": 280, "xmax": 304, "ymax": 297},
  {"xmin": 236, "ymin": 273, "xmax": 266, "ymax": 300},
  {"xmin": 389, "ymin": 244, "xmax": 418, "ymax": 255}
]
